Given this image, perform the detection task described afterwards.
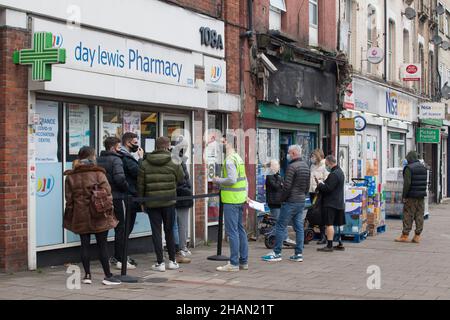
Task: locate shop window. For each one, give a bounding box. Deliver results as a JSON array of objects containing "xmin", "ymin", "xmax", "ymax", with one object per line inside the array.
[
  {"xmin": 389, "ymin": 132, "xmax": 406, "ymax": 168},
  {"xmin": 35, "ymin": 100, "xmax": 64, "ymax": 247},
  {"xmin": 101, "ymin": 107, "xmax": 123, "ymax": 146},
  {"xmin": 100, "ymin": 106, "xmax": 157, "ymax": 152},
  {"xmin": 66, "ymin": 104, "xmax": 95, "ymax": 162},
  {"xmin": 141, "ymin": 112, "xmax": 158, "ymax": 153}
]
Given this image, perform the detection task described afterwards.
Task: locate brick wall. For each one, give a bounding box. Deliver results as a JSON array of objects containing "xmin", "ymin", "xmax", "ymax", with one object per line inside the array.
[
  {"xmin": 164, "ymin": 0, "xmax": 223, "ymax": 18},
  {"xmin": 253, "ymin": 0, "xmax": 336, "ymax": 51},
  {"xmin": 0, "ymin": 27, "xmax": 30, "ymax": 272},
  {"xmin": 318, "ymin": 0, "xmax": 337, "ymax": 52}
]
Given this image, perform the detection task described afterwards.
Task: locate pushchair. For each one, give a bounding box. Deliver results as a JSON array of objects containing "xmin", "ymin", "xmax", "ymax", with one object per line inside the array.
[{"xmin": 258, "ymin": 211, "xmax": 316, "ymax": 250}]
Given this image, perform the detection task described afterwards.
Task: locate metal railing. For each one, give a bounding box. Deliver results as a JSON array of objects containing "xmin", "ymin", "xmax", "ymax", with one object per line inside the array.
[{"xmin": 118, "ymin": 192, "xmax": 226, "ymax": 282}]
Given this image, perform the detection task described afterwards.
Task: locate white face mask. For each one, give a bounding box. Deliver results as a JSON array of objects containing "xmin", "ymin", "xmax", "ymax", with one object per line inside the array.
[{"xmin": 310, "ymin": 157, "xmax": 317, "ymax": 164}]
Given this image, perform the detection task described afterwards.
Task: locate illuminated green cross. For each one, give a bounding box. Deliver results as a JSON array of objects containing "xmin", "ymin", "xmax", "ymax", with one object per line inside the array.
[{"xmin": 13, "ymin": 32, "xmax": 66, "ymax": 81}]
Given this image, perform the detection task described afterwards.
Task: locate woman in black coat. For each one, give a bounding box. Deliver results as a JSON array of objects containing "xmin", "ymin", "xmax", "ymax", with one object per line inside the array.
[{"xmin": 265, "ymin": 160, "xmax": 283, "ymax": 219}]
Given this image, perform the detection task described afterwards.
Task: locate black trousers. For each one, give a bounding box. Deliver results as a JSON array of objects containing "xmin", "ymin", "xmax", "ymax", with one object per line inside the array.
[
  {"xmin": 113, "ymin": 198, "xmax": 138, "ymax": 262},
  {"xmin": 80, "ymin": 231, "xmax": 112, "ymax": 278},
  {"xmin": 147, "ymin": 206, "xmax": 176, "ymax": 264}
]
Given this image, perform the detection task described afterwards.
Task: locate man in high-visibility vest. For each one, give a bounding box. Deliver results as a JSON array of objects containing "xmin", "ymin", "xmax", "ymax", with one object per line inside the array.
[{"xmin": 213, "ymin": 134, "xmax": 249, "ymax": 272}]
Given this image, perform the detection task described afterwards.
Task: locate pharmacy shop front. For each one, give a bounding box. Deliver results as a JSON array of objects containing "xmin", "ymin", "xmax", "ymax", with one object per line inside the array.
[{"xmin": 24, "ymin": 14, "xmax": 226, "ymax": 268}]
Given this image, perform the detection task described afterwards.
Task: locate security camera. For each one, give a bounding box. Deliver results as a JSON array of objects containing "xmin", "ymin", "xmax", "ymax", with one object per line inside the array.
[{"xmin": 258, "ymin": 53, "xmax": 278, "ymax": 73}]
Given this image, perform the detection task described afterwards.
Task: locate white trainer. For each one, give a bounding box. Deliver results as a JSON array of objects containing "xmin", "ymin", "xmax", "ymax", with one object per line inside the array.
[
  {"xmin": 115, "ymin": 261, "xmax": 136, "ymax": 270},
  {"xmin": 151, "ymin": 262, "xmax": 166, "ymax": 272},
  {"xmin": 168, "ymin": 260, "xmax": 180, "ymax": 270},
  {"xmin": 216, "ymin": 263, "xmax": 239, "ymax": 272}
]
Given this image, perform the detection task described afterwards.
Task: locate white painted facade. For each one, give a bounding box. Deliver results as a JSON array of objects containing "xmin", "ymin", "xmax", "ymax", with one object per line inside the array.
[{"xmin": 337, "ymin": 0, "xmax": 431, "ymax": 188}]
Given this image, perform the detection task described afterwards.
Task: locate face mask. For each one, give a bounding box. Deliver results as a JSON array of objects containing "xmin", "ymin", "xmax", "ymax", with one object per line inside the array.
[
  {"xmin": 129, "ymin": 143, "xmax": 139, "ymax": 153},
  {"xmin": 326, "ymin": 166, "xmax": 332, "ymax": 172},
  {"xmin": 286, "ymin": 154, "xmax": 292, "ymax": 162},
  {"xmin": 310, "ymin": 157, "xmax": 316, "ymax": 164}
]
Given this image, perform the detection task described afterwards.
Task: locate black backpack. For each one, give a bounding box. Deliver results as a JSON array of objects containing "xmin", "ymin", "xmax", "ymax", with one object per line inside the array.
[{"xmin": 306, "ymin": 193, "xmax": 323, "ymax": 226}]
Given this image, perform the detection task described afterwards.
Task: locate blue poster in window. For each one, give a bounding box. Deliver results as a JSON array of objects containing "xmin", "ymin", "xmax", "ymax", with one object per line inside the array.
[{"xmin": 36, "ymin": 162, "xmax": 63, "ymax": 247}]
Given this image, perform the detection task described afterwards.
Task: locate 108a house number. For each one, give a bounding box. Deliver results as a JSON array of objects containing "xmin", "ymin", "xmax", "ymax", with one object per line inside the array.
[{"xmin": 199, "ymin": 27, "xmax": 224, "ymax": 50}]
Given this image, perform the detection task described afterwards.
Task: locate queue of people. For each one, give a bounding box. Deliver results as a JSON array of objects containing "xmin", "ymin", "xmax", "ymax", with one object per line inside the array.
[
  {"xmin": 63, "ymin": 133, "xmax": 195, "ymax": 284},
  {"xmin": 63, "ymin": 133, "xmax": 427, "ymax": 283}
]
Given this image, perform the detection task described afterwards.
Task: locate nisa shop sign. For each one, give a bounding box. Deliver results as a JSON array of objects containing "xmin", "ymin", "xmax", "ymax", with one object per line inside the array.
[
  {"xmin": 385, "ymin": 91, "xmax": 412, "ymax": 120},
  {"xmin": 386, "ymin": 91, "xmax": 398, "ymax": 116}
]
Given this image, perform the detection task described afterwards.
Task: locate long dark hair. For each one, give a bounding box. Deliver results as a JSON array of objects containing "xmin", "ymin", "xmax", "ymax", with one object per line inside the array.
[{"xmin": 78, "ymin": 146, "xmax": 96, "ymax": 161}]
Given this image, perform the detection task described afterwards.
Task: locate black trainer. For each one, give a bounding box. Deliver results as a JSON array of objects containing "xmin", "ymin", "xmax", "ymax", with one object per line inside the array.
[
  {"xmin": 102, "ymin": 276, "xmax": 121, "ymax": 286},
  {"xmin": 316, "ymin": 238, "xmax": 327, "ymax": 245},
  {"xmin": 317, "ymin": 246, "xmax": 334, "ymax": 252},
  {"xmin": 333, "ymin": 244, "xmax": 345, "ymax": 251},
  {"xmin": 82, "ymin": 274, "xmax": 92, "ymax": 284}
]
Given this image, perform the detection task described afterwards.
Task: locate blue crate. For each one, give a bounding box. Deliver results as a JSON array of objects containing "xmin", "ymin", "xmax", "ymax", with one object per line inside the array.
[
  {"xmin": 335, "ymin": 231, "xmax": 368, "ymax": 243},
  {"xmin": 377, "ymin": 225, "xmax": 387, "ymax": 234}
]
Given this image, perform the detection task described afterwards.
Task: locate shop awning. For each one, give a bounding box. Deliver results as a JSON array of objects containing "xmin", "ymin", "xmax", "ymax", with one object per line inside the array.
[{"xmin": 258, "ymin": 102, "xmax": 321, "ymax": 125}]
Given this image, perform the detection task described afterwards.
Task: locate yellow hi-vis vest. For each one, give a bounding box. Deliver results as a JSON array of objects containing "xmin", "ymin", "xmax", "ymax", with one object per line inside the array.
[{"xmin": 220, "ymin": 153, "xmax": 247, "ymax": 204}]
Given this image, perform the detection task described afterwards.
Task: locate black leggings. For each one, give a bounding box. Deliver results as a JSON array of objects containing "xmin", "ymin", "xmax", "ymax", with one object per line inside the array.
[{"xmin": 80, "ymin": 231, "xmax": 112, "ymax": 278}]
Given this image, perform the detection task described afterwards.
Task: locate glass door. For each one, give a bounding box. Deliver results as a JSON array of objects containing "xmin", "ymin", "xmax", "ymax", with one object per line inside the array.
[{"xmin": 161, "ymin": 114, "xmax": 192, "ymax": 240}]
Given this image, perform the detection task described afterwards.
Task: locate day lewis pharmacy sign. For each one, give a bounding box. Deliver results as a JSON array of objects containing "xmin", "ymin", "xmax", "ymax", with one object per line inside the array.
[{"xmin": 13, "ymin": 32, "xmax": 66, "ymax": 81}]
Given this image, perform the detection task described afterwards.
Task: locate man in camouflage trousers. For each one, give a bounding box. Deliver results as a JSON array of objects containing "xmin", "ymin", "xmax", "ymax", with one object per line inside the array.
[{"xmin": 395, "ymin": 151, "xmax": 427, "ymax": 244}]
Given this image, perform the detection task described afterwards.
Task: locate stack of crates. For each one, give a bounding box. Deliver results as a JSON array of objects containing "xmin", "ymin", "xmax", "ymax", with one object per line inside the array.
[
  {"xmin": 384, "ymin": 168, "xmax": 404, "ymax": 217},
  {"xmin": 342, "ymin": 186, "xmax": 368, "ymax": 235}
]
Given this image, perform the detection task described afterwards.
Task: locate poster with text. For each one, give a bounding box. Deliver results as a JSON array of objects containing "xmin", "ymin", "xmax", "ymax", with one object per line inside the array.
[
  {"xmin": 123, "ymin": 111, "xmax": 141, "ymax": 143},
  {"xmin": 68, "ymin": 104, "xmax": 90, "ymax": 155},
  {"xmin": 35, "ymin": 101, "xmax": 59, "ymax": 163}
]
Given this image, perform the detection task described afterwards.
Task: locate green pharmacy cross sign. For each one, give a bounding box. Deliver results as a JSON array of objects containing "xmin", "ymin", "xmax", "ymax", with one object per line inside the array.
[{"xmin": 13, "ymin": 32, "xmax": 66, "ymax": 81}]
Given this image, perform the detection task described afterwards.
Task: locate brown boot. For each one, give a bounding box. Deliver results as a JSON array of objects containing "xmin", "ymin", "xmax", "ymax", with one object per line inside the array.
[
  {"xmin": 176, "ymin": 253, "xmax": 191, "ymax": 264},
  {"xmin": 395, "ymin": 234, "xmax": 410, "ymax": 242},
  {"xmin": 412, "ymin": 234, "xmax": 421, "ymax": 243}
]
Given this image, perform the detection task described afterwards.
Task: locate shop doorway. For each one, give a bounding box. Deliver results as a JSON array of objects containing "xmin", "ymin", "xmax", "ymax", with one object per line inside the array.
[
  {"xmin": 280, "ymin": 131, "xmax": 294, "ymax": 177},
  {"xmin": 422, "ymin": 143, "xmax": 438, "ymax": 203},
  {"xmin": 161, "ymin": 114, "xmax": 192, "ymax": 243}
]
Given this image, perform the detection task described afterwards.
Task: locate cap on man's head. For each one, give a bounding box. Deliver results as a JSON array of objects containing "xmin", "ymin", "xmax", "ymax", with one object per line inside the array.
[{"xmin": 156, "ymin": 136, "xmax": 170, "ymax": 150}]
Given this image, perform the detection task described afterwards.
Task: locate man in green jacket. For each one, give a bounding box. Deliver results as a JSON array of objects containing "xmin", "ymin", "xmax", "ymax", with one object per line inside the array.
[{"xmin": 138, "ymin": 136, "xmax": 184, "ymax": 272}]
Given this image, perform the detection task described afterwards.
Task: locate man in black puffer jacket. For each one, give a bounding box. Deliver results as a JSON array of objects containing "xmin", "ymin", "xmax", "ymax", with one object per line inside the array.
[
  {"xmin": 262, "ymin": 145, "xmax": 310, "ymax": 263},
  {"xmin": 119, "ymin": 132, "xmax": 144, "ymax": 268},
  {"xmin": 395, "ymin": 151, "xmax": 427, "ymax": 244},
  {"xmin": 97, "ymin": 136, "xmax": 134, "ymax": 271}
]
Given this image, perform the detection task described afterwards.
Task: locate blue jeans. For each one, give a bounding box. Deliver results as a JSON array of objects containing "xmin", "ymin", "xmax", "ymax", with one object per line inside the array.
[
  {"xmin": 274, "ymin": 202, "xmax": 305, "ymax": 256},
  {"xmin": 223, "ymin": 204, "xmax": 249, "ymax": 266},
  {"xmin": 270, "ymin": 207, "xmax": 288, "ymax": 241}
]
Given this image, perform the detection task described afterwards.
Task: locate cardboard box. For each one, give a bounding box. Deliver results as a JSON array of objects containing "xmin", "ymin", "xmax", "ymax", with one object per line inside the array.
[
  {"xmin": 345, "ymin": 187, "xmax": 366, "ymax": 203},
  {"xmin": 345, "ymin": 202, "xmax": 364, "ymax": 215}
]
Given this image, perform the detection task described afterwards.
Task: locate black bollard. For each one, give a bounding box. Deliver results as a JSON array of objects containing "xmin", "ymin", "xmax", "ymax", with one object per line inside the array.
[
  {"xmin": 207, "ymin": 196, "xmax": 229, "ymax": 261},
  {"xmin": 116, "ymin": 195, "xmax": 139, "ymax": 283}
]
